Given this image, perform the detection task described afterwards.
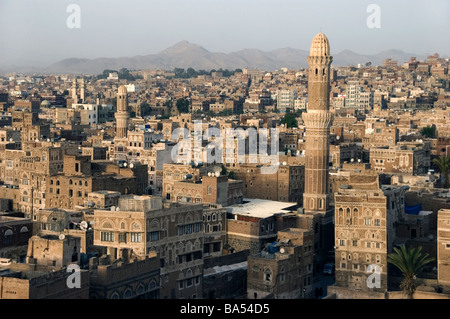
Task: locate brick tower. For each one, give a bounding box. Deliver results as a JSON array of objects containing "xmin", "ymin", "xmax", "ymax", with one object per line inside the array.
[
  {"xmin": 113, "ymin": 85, "xmax": 129, "ymax": 162},
  {"xmin": 115, "ymin": 85, "xmax": 129, "ymax": 139},
  {"xmin": 302, "ymin": 33, "xmax": 333, "ymax": 213}
]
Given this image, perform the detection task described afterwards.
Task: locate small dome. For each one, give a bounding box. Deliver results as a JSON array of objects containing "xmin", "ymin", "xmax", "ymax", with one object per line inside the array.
[
  {"xmin": 118, "ymin": 86, "xmax": 127, "ymax": 94},
  {"xmin": 309, "ymin": 32, "xmax": 330, "ymax": 57}
]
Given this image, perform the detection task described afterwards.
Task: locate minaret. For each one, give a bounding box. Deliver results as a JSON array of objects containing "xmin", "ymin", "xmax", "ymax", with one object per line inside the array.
[
  {"xmin": 80, "ymin": 78, "xmax": 85, "ymax": 103},
  {"xmin": 72, "ymin": 79, "xmax": 78, "ymax": 103},
  {"xmin": 115, "ymin": 85, "xmax": 129, "ymax": 139},
  {"xmin": 302, "ymin": 33, "xmax": 333, "ymax": 213}
]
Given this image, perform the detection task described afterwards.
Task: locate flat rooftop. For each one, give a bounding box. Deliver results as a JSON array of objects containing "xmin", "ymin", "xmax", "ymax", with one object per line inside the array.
[{"xmin": 227, "ymin": 198, "xmax": 297, "ymax": 219}]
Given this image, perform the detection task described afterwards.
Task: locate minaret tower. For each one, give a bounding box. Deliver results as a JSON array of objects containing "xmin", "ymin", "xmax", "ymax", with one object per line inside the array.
[
  {"xmin": 302, "ymin": 33, "xmax": 333, "ymax": 213},
  {"xmin": 72, "ymin": 78, "xmax": 78, "ymax": 103},
  {"xmin": 115, "ymin": 85, "xmax": 129, "ymax": 139},
  {"xmin": 80, "ymin": 78, "xmax": 85, "ymax": 103}
]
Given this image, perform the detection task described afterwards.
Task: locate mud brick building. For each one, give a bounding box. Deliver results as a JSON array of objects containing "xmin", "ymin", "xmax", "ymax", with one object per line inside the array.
[
  {"xmin": 0, "ymin": 215, "xmax": 32, "ymax": 261},
  {"xmin": 247, "ymin": 228, "xmax": 314, "ymax": 299},
  {"xmin": 89, "ymin": 253, "xmax": 160, "ymax": 299},
  {"xmin": 333, "ymin": 171, "xmax": 405, "ymax": 293},
  {"xmin": 93, "ymin": 195, "xmax": 206, "ymax": 299}
]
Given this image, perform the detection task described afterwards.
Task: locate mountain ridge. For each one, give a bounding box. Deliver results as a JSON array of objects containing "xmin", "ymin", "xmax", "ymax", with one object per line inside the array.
[{"xmin": 1, "ymin": 40, "xmax": 431, "ymax": 75}]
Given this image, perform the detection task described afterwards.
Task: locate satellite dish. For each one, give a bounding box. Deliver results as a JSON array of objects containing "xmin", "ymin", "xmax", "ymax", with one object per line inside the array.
[
  {"xmin": 59, "ymin": 234, "xmax": 65, "ymax": 240},
  {"xmin": 130, "ymin": 163, "xmax": 134, "ymax": 168},
  {"xmin": 111, "ymin": 206, "xmax": 116, "ymax": 211},
  {"xmin": 124, "ymin": 162, "xmax": 128, "ymax": 167},
  {"xmin": 208, "ymin": 172, "xmax": 212, "ymax": 177},
  {"xmin": 215, "ymin": 171, "xmax": 220, "ymax": 177},
  {"xmin": 80, "ymin": 221, "xmax": 88, "ymax": 230},
  {"xmin": 280, "ymin": 247, "xmax": 285, "ymax": 254}
]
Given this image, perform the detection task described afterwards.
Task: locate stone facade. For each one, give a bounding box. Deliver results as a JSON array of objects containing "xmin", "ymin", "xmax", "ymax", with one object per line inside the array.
[
  {"xmin": 232, "ymin": 163, "xmax": 304, "ymax": 204},
  {"xmin": 302, "ymin": 32, "xmax": 333, "ymax": 213},
  {"xmin": 438, "ymin": 209, "xmax": 450, "ymax": 287},
  {"xmin": 0, "ymin": 263, "xmax": 90, "ymax": 299},
  {"xmin": 247, "ymin": 228, "xmax": 314, "ymax": 299},
  {"xmin": 334, "ymin": 172, "xmax": 405, "ymax": 292},
  {"xmin": 89, "ymin": 253, "xmax": 160, "ymax": 299},
  {"xmin": 0, "ymin": 216, "xmax": 32, "ymax": 260},
  {"xmin": 93, "ymin": 195, "xmax": 206, "ymax": 299}
]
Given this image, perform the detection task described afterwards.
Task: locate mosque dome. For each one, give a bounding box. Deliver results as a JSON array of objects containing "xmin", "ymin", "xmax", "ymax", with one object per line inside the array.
[
  {"xmin": 41, "ymin": 100, "xmax": 51, "ymax": 107},
  {"xmin": 309, "ymin": 32, "xmax": 330, "ymax": 57}
]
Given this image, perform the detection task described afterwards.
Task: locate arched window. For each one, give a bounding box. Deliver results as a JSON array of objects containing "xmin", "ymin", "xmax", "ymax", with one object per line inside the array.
[
  {"xmin": 5, "ymin": 229, "xmax": 13, "ymax": 245},
  {"xmin": 124, "ymin": 288, "xmax": 133, "ymax": 299},
  {"xmin": 264, "ymin": 268, "xmax": 272, "ymax": 282},
  {"xmin": 102, "ymin": 221, "xmax": 113, "ymax": 229},
  {"xmin": 110, "ymin": 292, "xmax": 120, "ymax": 299},
  {"xmin": 136, "ymin": 283, "xmax": 145, "ymax": 295}
]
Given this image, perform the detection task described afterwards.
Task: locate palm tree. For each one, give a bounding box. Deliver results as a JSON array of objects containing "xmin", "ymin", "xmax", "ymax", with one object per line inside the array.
[
  {"xmin": 387, "ymin": 245, "xmax": 434, "ymax": 299},
  {"xmin": 432, "ymin": 155, "xmax": 450, "ymax": 188}
]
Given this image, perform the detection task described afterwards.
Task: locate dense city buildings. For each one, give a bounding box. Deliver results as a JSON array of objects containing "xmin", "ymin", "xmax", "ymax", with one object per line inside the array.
[{"xmin": 0, "ymin": 31, "xmax": 449, "ymax": 301}]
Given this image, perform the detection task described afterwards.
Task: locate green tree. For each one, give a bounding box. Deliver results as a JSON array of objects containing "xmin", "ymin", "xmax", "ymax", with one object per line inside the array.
[
  {"xmin": 176, "ymin": 98, "xmax": 190, "ymax": 114},
  {"xmin": 420, "ymin": 126, "xmax": 436, "ymax": 138},
  {"xmin": 163, "ymin": 100, "xmax": 173, "ymax": 116},
  {"xmin": 174, "ymin": 68, "xmax": 186, "ymax": 78},
  {"xmin": 280, "ymin": 112, "xmax": 298, "ymax": 128},
  {"xmin": 387, "ymin": 245, "xmax": 434, "ymax": 299},
  {"xmin": 432, "ymin": 155, "xmax": 450, "ymax": 188},
  {"xmin": 140, "ymin": 102, "xmax": 152, "ymax": 117}
]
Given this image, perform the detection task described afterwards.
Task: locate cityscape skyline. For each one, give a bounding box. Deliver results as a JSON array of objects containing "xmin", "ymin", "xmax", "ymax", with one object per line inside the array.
[
  {"xmin": 0, "ymin": 1, "xmax": 449, "ymax": 305},
  {"xmin": 0, "ymin": 0, "xmax": 449, "ymax": 69}
]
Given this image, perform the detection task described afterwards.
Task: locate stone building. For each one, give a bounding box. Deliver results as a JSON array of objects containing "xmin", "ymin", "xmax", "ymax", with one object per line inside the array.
[
  {"xmin": 363, "ymin": 120, "xmax": 399, "ymax": 149},
  {"xmin": 89, "ymin": 253, "xmax": 160, "ymax": 299},
  {"xmin": 438, "ymin": 209, "xmax": 450, "ymax": 288},
  {"xmin": 232, "ymin": 163, "xmax": 304, "ymax": 204},
  {"xmin": 26, "ymin": 234, "xmax": 82, "ymax": 268},
  {"xmin": 370, "ymin": 141, "xmax": 431, "ymax": 175},
  {"xmin": 0, "ymin": 215, "xmax": 32, "ymax": 261},
  {"xmin": 162, "ymin": 163, "xmax": 209, "ymax": 201},
  {"xmin": 92, "ymin": 195, "xmax": 206, "ymax": 299},
  {"xmin": 226, "ymin": 199, "xmax": 298, "ymax": 255},
  {"xmin": 333, "ymin": 171, "xmax": 405, "ymax": 293},
  {"xmin": 203, "ymin": 249, "xmax": 249, "ymax": 299},
  {"xmin": 0, "ymin": 141, "xmax": 66, "ymax": 219},
  {"xmin": 0, "ymin": 262, "xmax": 90, "ymax": 299},
  {"xmin": 171, "ymin": 173, "xmax": 244, "ymax": 207},
  {"xmin": 45, "ymin": 155, "xmax": 148, "ymax": 211},
  {"xmin": 247, "ymin": 228, "xmax": 314, "ymax": 299}
]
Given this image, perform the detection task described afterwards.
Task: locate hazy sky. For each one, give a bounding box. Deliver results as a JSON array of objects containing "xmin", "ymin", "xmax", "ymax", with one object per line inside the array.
[{"xmin": 0, "ymin": 0, "xmax": 448, "ymax": 67}]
